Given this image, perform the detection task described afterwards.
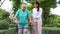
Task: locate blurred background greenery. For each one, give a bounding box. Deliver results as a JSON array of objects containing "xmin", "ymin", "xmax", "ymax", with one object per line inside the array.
[
  {"xmin": 11, "ymin": 0, "xmax": 59, "ymax": 27},
  {"xmin": 0, "ymin": 0, "xmax": 60, "ymax": 34}
]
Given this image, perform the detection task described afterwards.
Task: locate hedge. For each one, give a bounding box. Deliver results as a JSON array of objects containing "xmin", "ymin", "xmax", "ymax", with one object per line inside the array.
[
  {"xmin": 0, "ymin": 20, "xmax": 9, "ymax": 30},
  {"xmin": 0, "ymin": 27, "xmax": 16, "ymax": 34},
  {"xmin": 42, "ymin": 27, "xmax": 60, "ymax": 34},
  {"xmin": 9, "ymin": 24, "xmax": 16, "ymax": 28},
  {"xmin": 0, "ymin": 27, "xmax": 60, "ymax": 34},
  {"xmin": 0, "ymin": 30, "xmax": 8, "ymax": 34},
  {"xmin": 8, "ymin": 27, "xmax": 16, "ymax": 34}
]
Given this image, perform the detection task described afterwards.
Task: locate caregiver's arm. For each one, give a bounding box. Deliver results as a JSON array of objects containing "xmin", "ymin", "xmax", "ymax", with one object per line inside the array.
[
  {"xmin": 29, "ymin": 17, "xmax": 32, "ymax": 24},
  {"xmin": 27, "ymin": 10, "xmax": 32, "ymax": 24}
]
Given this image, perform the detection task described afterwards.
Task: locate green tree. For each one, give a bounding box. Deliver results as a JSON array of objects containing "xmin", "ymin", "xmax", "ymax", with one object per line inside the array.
[
  {"xmin": 27, "ymin": 0, "xmax": 44, "ymax": 12},
  {"xmin": 40, "ymin": 0, "xmax": 56, "ymax": 26},
  {"xmin": 0, "ymin": 8, "xmax": 4, "ymax": 15},
  {"xmin": 12, "ymin": 0, "xmax": 21, "ymax": 13}
]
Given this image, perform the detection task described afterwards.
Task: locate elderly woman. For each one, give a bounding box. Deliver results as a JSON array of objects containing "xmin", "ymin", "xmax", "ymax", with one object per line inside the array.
[{"xmin": 15, "ymin": 4, "xmax": 31, "ymax": 34}]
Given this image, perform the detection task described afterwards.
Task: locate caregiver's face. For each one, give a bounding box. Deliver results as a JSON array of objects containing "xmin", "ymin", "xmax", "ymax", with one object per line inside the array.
[
  {"xmin": 22, "ymin": 5, "xmax": 26, "ymax": 10},
  {"xmin": 34, "ymin": 3, "xmax": 38, "ymax": 8}
]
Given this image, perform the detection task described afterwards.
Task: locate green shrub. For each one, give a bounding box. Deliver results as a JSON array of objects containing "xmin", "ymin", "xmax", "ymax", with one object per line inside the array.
[
  {"xmin": 0, "ymin": 27, "xmax": 60, "ymax": 34},
  {"xmin": 0, "ymin": 27, "xmax": 16, "ymax": 34},
  {"xmin": 8, "ymin": 27, "xmax": 16, "ymax": 34},
  {"xmin": 0, "ymin": 11, "xmax": 10, "ymax": 20},
  {"xmin": 0, "ymin": 8, "xmax": 4, "ymax": 15},
  {"xmin": 9, "ymin": 24, "xmax": 16, "ymax": 28},
  {"xmin": 0, "ymin": 30, "xmax": 8, "ymax": 34},
  {"xmin": 2, "ymin": 11, "xmax": 10, "ymax": 19},
  {"xmin": 44, "ymin": 15, "xmax": 60, "ymax": 27},
  {"xmin": 0, "ymin": 16, "xmax": 2, "ymax": 20},
  {"xmin": 42, "ymin": 27, "xmax": 60, "ymax": 34},
  {"xmin": 9, "ymin": 21, "xmax": 16, "ymax": 28},
  {"xmin": 0, "ymin": 19, "xmax": 9, "ymax": 30}
]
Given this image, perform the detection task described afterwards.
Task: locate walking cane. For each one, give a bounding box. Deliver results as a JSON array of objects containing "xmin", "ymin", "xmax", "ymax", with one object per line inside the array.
[{"xmin": 16, "ymin": 25, "xmax": 18, "ymax": 34}]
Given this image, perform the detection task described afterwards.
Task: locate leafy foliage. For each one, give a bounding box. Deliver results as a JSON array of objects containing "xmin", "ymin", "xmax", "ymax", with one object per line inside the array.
[
  {"xmin": 43, "ymin": 27, "xmax": 60, "ymax": 34},
  {"xmin": 12, "ymin": 0, "xmax": 21, "ymax": 13},
  {"xmin": 40, "ymin": 0, "xmax": 56, "ymax": 26},
  {"xmin": 0, "ymin": 19, "xmax": 9, "ymax": 30},
  {"xmin": 2, "ymin": 12, "xmax": 10, "ymax": 19},
  {"xmin": 44, "ymin": 15, "xmax": 60, "ymax": 27},
  {"xmin": 0, "ymin": 27, "xmax": 16, "ymax": 34},
  {"xmin": 0, "ymin": 8, "xmax": 16, "ymax": 29},
  {"xmin": 0, "ymin": 8, "xmax": 4, "ymax": 15}
]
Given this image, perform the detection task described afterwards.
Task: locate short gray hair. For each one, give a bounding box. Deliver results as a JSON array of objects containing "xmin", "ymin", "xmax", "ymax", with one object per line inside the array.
[{"xmin": 21, "ymin": 4, "xmax": 26, "ymax": 7}]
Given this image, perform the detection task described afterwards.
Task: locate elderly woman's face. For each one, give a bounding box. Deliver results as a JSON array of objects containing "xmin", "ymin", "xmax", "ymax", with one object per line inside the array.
[{"xmin": 22, "ymin": 6, "xmax": 26, "ymax": 10}]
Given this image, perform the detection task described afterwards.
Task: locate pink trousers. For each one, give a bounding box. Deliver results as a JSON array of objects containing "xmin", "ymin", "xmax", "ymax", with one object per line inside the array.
[{"xmin": 33, "ymin": 19, "xmax": 42, "ymax": 34}]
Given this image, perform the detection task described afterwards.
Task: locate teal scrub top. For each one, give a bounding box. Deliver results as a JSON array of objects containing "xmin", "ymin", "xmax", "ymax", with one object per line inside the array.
[{"xmin": 15, "ymin": 9, "xmax": 30, "ymax": 28}]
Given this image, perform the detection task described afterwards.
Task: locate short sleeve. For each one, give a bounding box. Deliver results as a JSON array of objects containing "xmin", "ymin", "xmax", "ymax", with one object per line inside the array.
[
  {"xmin": 27, "ymin": 10, "xmax": 31, "ymax": 18},
  {"xmin": 40, "ymin": 8, "xmax": 43, "ymax": 15},
  {"xmin": 15, "ymin": 10, "xmax": 20, "ymax": 17}
]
